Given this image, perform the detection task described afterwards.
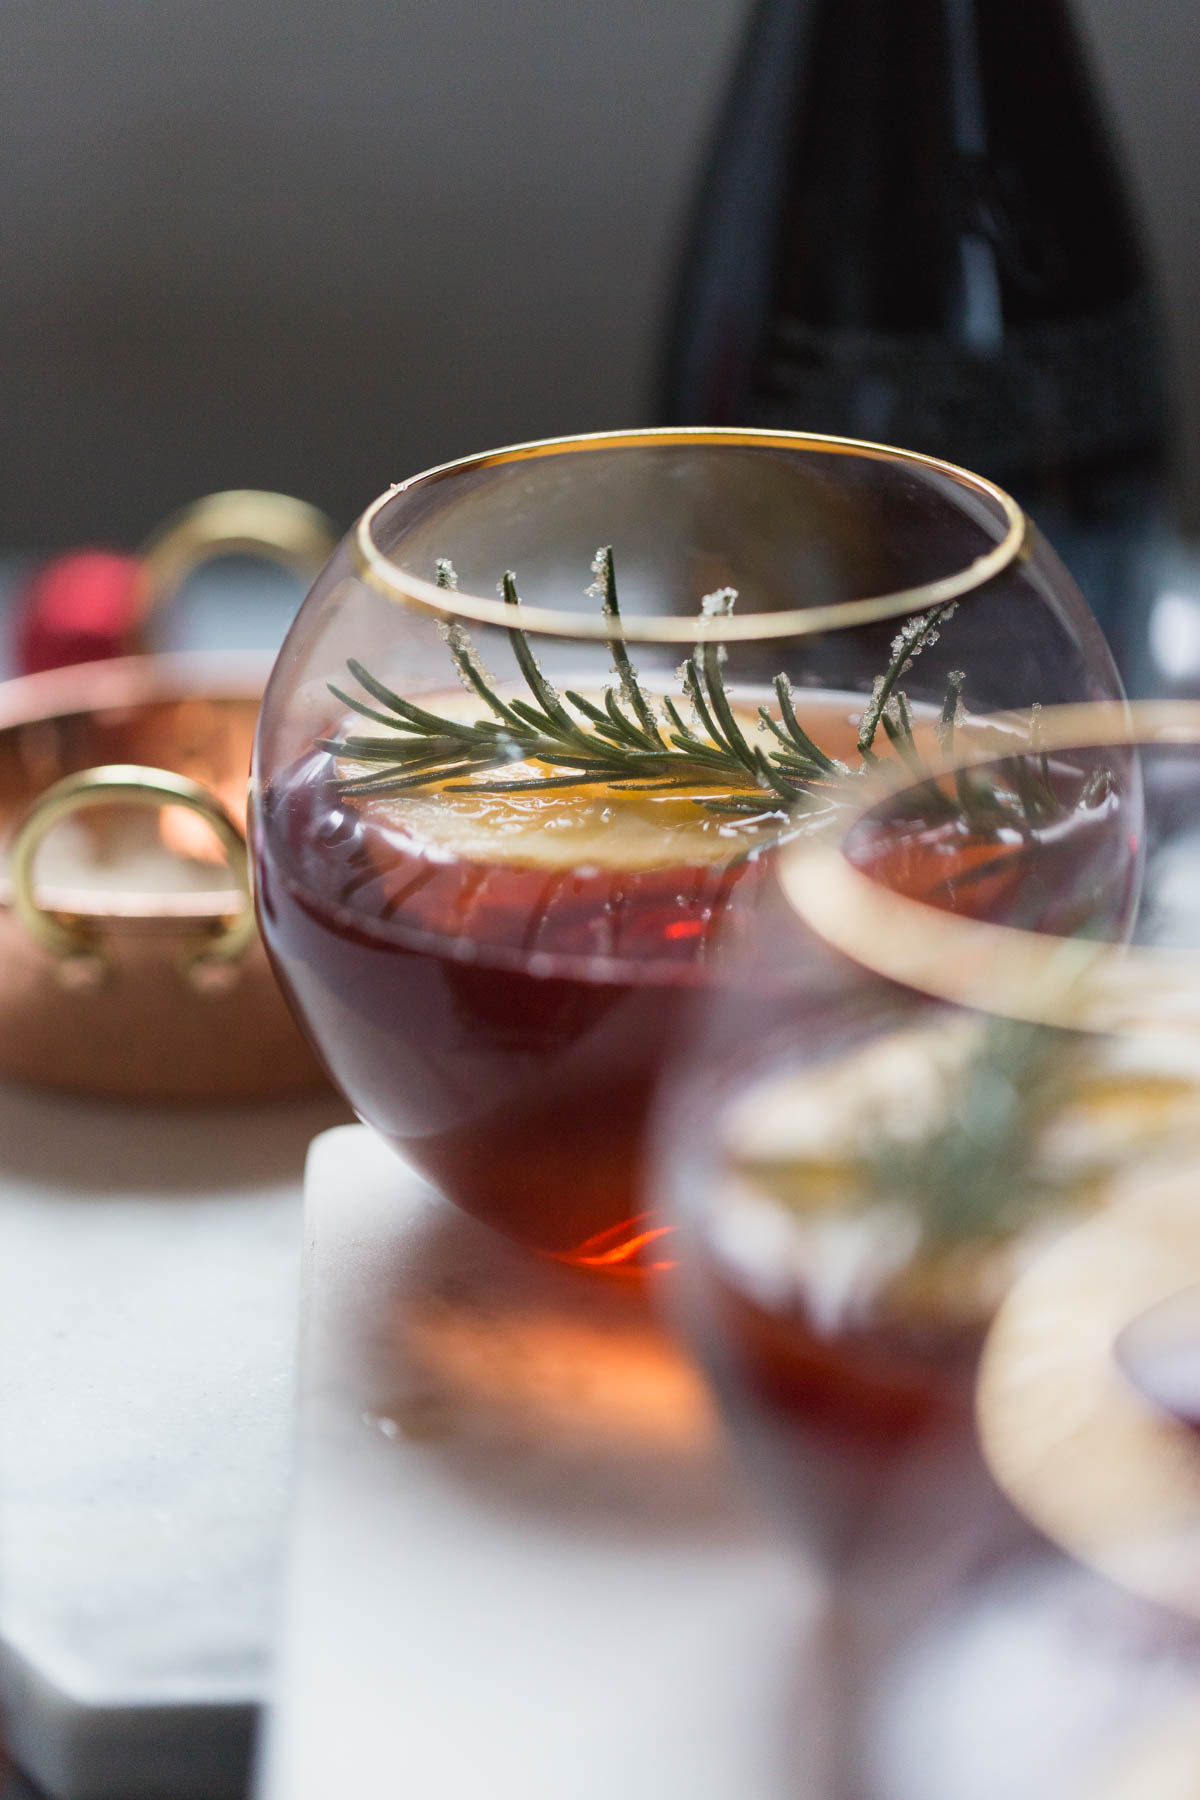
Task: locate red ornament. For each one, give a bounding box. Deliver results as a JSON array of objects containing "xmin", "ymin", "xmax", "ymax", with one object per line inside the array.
[{"xmin": 13, "ymin": 550, "xmax": 144, "ymax": 676}]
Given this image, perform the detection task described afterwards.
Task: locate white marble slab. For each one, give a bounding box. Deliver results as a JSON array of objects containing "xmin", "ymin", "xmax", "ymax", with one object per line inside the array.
[
  {"xmin": 0, "ymin": 1082, "xmax": 350, "ymax": 1800},
  {"xmin": 259, "ymin": 1127, "xmax": 1200, "ymax": 1800},
  {"xmin": 255, "ymin": 1125, "xmax": 820, "ymax": 1800}
]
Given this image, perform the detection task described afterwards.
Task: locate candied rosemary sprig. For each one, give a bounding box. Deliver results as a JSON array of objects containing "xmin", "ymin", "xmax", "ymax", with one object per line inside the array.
[
  {"xmin": 745, "ymin": 1009, "xmax": 1093, "ymax": 1255},
  {"xmin": 322, "ymin": 548, "xmax": 963, "ymax": 823},
  {"xmin": 883, "ymin": 1014, "xmax": 1085, "ymax": 1249}
]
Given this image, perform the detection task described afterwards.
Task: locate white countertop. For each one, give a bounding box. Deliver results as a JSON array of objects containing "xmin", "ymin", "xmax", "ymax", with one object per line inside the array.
[{"xmin": 0, "ymin": 1083, "xmax": 349, "ymax": 1800}]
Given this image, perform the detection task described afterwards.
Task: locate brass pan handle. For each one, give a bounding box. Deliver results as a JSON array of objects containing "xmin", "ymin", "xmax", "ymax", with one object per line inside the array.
[
  {"xmin": 10, "ymin": 765, "xmax": 256, "ymax": 989},
  {"xmin": 135, "ymin": 488, "xmax": 340, "ymax": 627}
]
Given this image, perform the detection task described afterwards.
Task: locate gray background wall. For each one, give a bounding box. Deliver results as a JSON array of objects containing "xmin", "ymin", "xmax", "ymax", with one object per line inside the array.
[{"xmin": 1, "ymin": 0, "xmax": 1196, "ymax": 547}]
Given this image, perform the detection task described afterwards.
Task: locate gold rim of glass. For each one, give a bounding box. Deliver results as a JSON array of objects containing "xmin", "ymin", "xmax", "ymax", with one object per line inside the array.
[
  {"xmin": 352, "ymin": 427, "xmax": 1030, "ymax": 645},
  {"xmin": 780, "ymin": 700, "xmax": 1200, "ymax": 1035}
]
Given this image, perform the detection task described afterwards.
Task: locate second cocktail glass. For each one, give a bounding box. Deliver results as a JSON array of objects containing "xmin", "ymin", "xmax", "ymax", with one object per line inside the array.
[{"xmin": 655, "ymin": 702, "xmax": 1200, "ymax": 1799}]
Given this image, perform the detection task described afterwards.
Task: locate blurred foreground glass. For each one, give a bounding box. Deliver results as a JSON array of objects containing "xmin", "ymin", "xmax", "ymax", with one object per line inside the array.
[
  {"xmin": 251, "ymin": 427, "xmax": 1125, "ymax": 1268},
  {"xmin": 657, "ymin": 701, "xmax": 1200, "ymax": 1800}
]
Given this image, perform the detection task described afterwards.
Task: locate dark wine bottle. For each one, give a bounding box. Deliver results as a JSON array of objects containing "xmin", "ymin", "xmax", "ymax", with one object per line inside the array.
[{"xmin": 659, "ymin": 0, "xmax": 1170, "ymax": 688}]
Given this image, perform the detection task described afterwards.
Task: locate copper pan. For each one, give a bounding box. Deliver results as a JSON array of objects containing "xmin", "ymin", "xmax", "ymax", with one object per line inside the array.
[{"xmin": 0, "ymin": 651, "xmax": 329, "ymax": 1100}]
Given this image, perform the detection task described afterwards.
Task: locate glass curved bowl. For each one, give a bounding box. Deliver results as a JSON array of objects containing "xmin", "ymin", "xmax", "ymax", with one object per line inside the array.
[
  {"xmin": 251, "ymin": 426, "xmax": 1125, "ymax": 1267},
  {"xmin": 653, "ymin": 700, "xmax": 1200, "ymax": 1800}
]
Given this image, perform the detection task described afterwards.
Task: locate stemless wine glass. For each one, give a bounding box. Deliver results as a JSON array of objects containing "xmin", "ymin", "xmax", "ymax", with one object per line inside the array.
[
  {"xmin": 655, "ymin": 700, "xmax": 1200, "ymax": 1800},
  {"xmin": 251, "ymin": 426, "xmax": 1125, "ymax": 1269}
]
